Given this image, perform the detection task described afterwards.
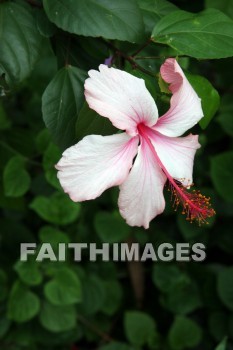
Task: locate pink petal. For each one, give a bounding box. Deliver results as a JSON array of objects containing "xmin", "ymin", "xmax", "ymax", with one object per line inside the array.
[
  {"xmin": 154, "ymin": 58, "xmax": 203, "ymax": 137},
  {"xmin": 56, "ymin": 133, "xmax": 139, "ymax": 202},
  {"xmin": 85, "ymin": 65, "xmax": 158, "ymax": 136},
  {"xmin": 118, "ymin": 138, "xmax": 166, "ymax": 229},
  {"xmin": 148, "ymin": 129, "xmax": 200, "ymax": 187}
]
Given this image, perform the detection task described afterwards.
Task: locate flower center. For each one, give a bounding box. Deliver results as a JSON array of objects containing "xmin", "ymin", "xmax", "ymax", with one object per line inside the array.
[{"xmin": 137, "ymin": 123, "xmax": 215, "ymax": 225}]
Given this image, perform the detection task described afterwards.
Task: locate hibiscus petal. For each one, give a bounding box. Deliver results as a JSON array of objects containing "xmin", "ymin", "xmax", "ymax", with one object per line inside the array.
[
  {"xmin": 56, "ymin": 133, "xmax": 139, "ymax": 202},
  {"xmin": 154, "ymin": 58, "xmax": 203, "ymax": 137},
  {"xmin": 85, "ymin": 64, "xmax": 158, "ymax": 136},
  {"xmin": 148, "ymin": 129, "xmax": 200, "ymax": 187},
  {"xmin": 118, "ymin": 138, "xmax": 166, "ymax": 229}
]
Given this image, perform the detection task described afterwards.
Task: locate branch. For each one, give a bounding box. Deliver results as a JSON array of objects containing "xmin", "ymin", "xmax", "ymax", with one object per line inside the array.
[{"xmin": 104, "ymin": 40, "xmax": 156, "ymax": 77}]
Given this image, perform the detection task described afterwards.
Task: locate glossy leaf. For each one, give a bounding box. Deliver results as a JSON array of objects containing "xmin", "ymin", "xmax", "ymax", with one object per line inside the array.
[
  {"xmin": 42, "ymin": 66, "xmax": 86, "ymax": 149},
  {"xmin": 0, "ymin": 2, "xmax": 42, "ymax": 84},
  {"xmin": 43, "ymin": 0, "xmax": 145, "ymax": 43},
  {"xmin": 186, "ymin": 73, "xmax": 220, "ymax": 129},
  {"xmin": 152, "ymin": 9, "xmax": 233, "ymax": 59}
]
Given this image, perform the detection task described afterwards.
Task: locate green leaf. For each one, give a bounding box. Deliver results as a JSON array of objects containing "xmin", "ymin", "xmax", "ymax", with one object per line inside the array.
[
  {"xmin": 3, "ymin": 156, "xmax": 31, "ymax": 197},
  {"xmin": 137, "ymin": 0, "xmax": 178, "ymax": 34},
  {"xmin": 76, "ymin": 102, "xmax": 116, "ymax": 141},
  {"xmin": 102, "ymin": 280, "xmax": 123, "ymax": 315},
  {"xmin": 44, "ymin": 268, "xmax": 82, "ymax": 305},
  {"xmin": 8, "ymin": 281, "xmax": 40, "ymax": 323},
  {"xmin": 210, "ymin": 151, "xmax": 233, "ymax": 203},
  {"xmin": 168, "ymin": 316, "xmax": 202, "ymax": 350},
  {"xmin": 0, "ymin": 1, "xmax": 42, "ymax": 84},
  {"xmin": 152, "ymin": 9, "xmax": 233, "ymax": 59},
  {"xmin": 152, "ymin": 264, "xmax": 202, "ymax": 315},
  {"xmin": 43, "ymin": 143, "xmax": 61, "ymax": 189},
  {"xmin": 205, "ymin": 0, "xmax": 233, "ymax": 19},
  {"xmin": 217, "ymin": 267, "xmax": 233, "ymax": 311},
  {"xmin": 152, "ymin": 264, "xmax": 186, "ymax": 293},
  {"xmin": 39, "ymin": 226, "xmax": 70, "ymax": 245},
  {"xmin": 164, "ymin": 280, "xmax": 202, "ymax": 315},
  {"xmin": 36, "ymin": 9, "xmax": 56, "ymax": 38},
  {"xmin": 124, "ymin": 311, "xmax": 157, "ymax": 347},
  {"xmin": 14, "ymin": 258, "xmax": 43, "ymax": 286},
  {"xmin": 80, "ymin": 275, "xmax": 106, "ymax": 315},
  {"xmin": 215, "ymin": 338, "xmax": 227, "ymax": 350},
  {"xmin": 43, "ymin": 0, "xmax": 145, "ymax": 43},
  {"xmin": 30, "ymin": 192, "xmax": 81, "ymax": 225},
  {"xmin": 94, "ymin": 211, "xmax": 130, "ymax": 243},
  {"xmin": 39, "ymin": 302, "xmax": 76, "ymax": 332},
  {"xmin": 186, "ymin": 73, "xmax": 220, "ymax": 129},
  {"xmin": 42, "ymin": 66, "xmax": 87, "ymax": 149}
]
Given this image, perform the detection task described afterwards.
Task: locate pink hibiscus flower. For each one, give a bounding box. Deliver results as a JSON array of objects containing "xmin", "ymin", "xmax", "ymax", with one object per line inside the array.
[{"xmin": 56, "ymin": 58, "xmax": 215, "ymax": 229}]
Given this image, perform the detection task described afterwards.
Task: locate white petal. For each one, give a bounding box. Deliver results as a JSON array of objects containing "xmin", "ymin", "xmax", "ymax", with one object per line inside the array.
[
  {"xmin": 85, "ymin": 64, "xmax": 158, "ymax": 136},
  {"xmin": 154, "ymin": 58, "xmax": 203, "ymax": 137},
  {"xmin": 118, "ymin": 138, "xmax": 166, "ymax": 229},
  {"xmin": 56, "ymin": 133, "xmax": 139, "ymax": 202},
  {"xmin": 148, "ymin": 129, "xmax": 200, "ymax": 187}
]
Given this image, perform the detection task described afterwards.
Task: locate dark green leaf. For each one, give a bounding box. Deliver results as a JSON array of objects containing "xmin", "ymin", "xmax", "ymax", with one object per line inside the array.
[
  {"xmin": 76, "ymin": 102, "xmax": 116, "ymax": 141},
  {"xmin": 39, "ymin": 302, "xmax": 76, "ymax": 332},
  {"xmin": 205, "ymin": 0, "xmax": 233, "ymax": 19},
  {"xmin": 102, "ymin": 280, "xmax": 123, "ymax": 315},
  {"xmin": 30, "ymin": 192, "xmax": 81, "ymax": 225},
  {"xmin": 43, "ymin": 143, "xmax": 61, "ymax": 189},
  {"xmin": 0, "ymin": 1, "xmax": 43, "ymax": 84},
  {"xmin": 94, "ymin": 211, "xmax": 130, "ymax": 243},
  {"xmin": 168, "ymin": 316, "xmax": 202, "ymax": 350},
  {"xmin": 42, "ymin": 66, "xmax": 86, "ymax": 149},
  {"xmin": 152, "ymin": 9, "xmax": 233, "ymax": 59},
  {"xmin": 43, "ymin": 0, "xmax": 145, "ymax": 43},
  {"xmin": 7, "ymin": 281, "xmax": 40, "ymax": 323},
  {"xmin": 44, "ymin": 268, "xmax": 82, "ymax": 305},
  {"xmin": 137, "ymin": 0, "xmax": 178, "ymax": 34},
  {"xmin": 14, "ymin": 258, "xmax": 43, "ymax": 286},
  {"xmin": 124, "ymin": 311, "xmax": 157, "ymax": 346},
  {"xmin": 80, "ymin": 275, "xmax": 106, "ymax": 315},
  {"xmin": 186, "ymin": 73, "xmax": 220, "ymax": 129},
  {"xmin": 39, "ymin": 226, "xmax": 70, "ymax": 245},
  {"xmin": 210, "ymin": 151, "xmax": 233, "ymax": 203},
  {"xmin": 3, "ymin": 156, "xmax": 31, "ymax": 197}
]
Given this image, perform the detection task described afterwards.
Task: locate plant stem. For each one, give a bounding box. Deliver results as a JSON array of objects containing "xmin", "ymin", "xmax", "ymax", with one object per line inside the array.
[
  {"xmin": 104, "ymin": 40, "xmax": 156, "ymax": 77},
  {"xmin": 131, "ymin": 38, "xmax": 152, "ymax": 57}
]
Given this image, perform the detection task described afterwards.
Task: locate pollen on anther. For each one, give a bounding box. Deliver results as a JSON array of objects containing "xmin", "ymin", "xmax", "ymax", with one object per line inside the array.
[{"xmin": 167, "ymin": 179, "xmax": 215, "ymax": 225}]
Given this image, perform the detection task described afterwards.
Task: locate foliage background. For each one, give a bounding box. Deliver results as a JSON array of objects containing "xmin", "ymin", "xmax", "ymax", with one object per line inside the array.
[{"xmin": 0, "ymin": 0, "xmax": 233, "ymax": 349}]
